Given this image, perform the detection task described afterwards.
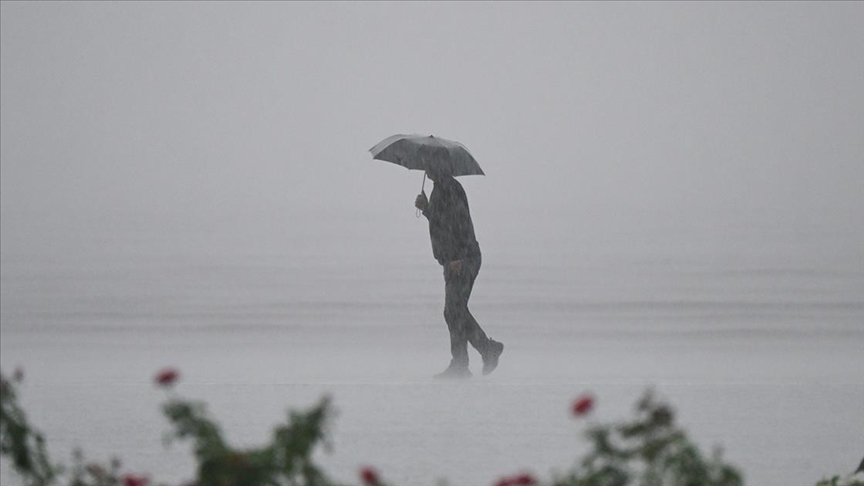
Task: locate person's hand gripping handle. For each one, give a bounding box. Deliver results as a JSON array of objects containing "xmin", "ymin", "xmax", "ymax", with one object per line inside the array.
[
  {"xmin": 414, "ymin": 172, "xmax": 428, "ymax": 218},
  {"xmin": 415, "ymin": 190, "xmax": 428, "ymax": 218}
]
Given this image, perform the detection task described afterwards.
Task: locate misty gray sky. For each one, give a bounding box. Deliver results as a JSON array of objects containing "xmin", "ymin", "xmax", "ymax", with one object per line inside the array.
[{"xmin": 2, "ymin": 2, "xmax": 862, "ymax": 262}]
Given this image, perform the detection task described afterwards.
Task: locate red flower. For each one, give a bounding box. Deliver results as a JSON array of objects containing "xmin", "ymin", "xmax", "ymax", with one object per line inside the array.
[
  {"xmin": 512, "ymin": 473, "xmax": 537, "ymax": 485},
  {"xmin": 122, "ymin": 474, "xmax": 148, "ymax": 486},
  {"xmin": 494, "ymin": 473, "xmax": 537, "ymax": 486},
  {"xmin": 359, "ymin": 466, "xmax": 379, "ymax": 485},
  {"xmin": 572, "ymin": 394, "xmax": 595, "ymax": 416},
  {"xmin": 154, "ymin": 368, "xmax": 179, "ymax": 387}
]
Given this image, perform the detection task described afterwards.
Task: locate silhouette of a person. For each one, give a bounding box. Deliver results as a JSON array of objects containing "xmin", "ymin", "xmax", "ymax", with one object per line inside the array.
[{"xmin": 415, "ymin": 168, "xmax": 503, "ymax": 378}]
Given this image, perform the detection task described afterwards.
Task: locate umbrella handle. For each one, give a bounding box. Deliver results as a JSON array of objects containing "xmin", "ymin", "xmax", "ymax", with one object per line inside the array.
[{"xmin": 415, "ymin": 172, "xmax": 427, "ymax": 218}]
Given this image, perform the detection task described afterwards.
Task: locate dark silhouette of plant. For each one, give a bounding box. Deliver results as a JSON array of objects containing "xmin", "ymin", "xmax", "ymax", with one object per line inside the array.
[
  {"xmin": 156, "ymin": 367, "xmax": 348, "ymax": 486},
  {"xmin": 0, "ymin": 369, "xmax": 57, "ymax": 486},
  {"xmin": 2, "ymin": 368, "xmax": 860, "ymax": 486},
  {"xmin": 160, "ymin": 394, "xmax": 338, "ymax": 485},
  {"xmin": 549, "ymin": 390, "xmax": 743, "ymax": 486}
]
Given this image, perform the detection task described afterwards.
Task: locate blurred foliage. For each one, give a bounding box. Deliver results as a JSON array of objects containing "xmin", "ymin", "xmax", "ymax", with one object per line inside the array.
[
  {"xmin": 160, "ymin": 394, "xmax": 342, "ymax": 486},
  {"xmin": 0, "ymin": 370, "xmax": 57, "ymax": 486},
  {"xmin": 2, "ymin": 369, "xmax": 860, "ymax": 486},
  {"xmin": 815, "ymin": 477, "xmax": 864, "ymax": 486},
  {"xmin": 1, "ymin": 369, "xmax": 348, "ymax": 486},
  {"xmin": 550, "ymin": 390, "xmax": 743, "ymax": 486}
]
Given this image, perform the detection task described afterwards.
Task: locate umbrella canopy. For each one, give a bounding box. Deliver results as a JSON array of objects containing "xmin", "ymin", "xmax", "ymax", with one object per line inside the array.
[{"xmin": 369, "ymin": 134, "xmax": 485, "ymax": 177}]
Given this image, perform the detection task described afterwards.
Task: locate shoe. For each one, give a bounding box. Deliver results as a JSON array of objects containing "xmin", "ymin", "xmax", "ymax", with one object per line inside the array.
[
  {"xmin": 434, "ymin": 362, "xmax": 472, "ymax": 379},
  {"xmin": 482, "ymin": 339, "xmax": 504, "ymax": 375}
]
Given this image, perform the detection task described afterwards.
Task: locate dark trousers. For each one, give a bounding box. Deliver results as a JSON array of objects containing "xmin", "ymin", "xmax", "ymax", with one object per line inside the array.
[{"xmin": 443, "ymin": 256, "xmax": 489, "ymax": 366}]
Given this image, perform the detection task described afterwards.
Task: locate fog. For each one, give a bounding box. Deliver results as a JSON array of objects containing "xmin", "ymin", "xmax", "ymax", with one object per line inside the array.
[
  {"xmin": 2, "ymin": 3, "xmax": 863, "ymax": 486},
  {"xmin": 2, "ymin": 2, "xmax": 862, "ymax": 263}
]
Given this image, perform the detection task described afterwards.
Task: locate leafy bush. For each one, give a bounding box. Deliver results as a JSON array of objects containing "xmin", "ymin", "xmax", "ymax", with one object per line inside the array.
[
  {"xmin": 1, "ymin": 368, "xmax": 58, "ymax": 486},
  {"xmin": 2, "ymin": 368, "xmax": 860, "ymax": 486},
  {"xmin": 549, "ymin": 391, "xmax": 742, "ymax": 486}
]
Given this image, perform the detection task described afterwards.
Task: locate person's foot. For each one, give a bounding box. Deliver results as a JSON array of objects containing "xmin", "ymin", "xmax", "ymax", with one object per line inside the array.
[
  {"xmin": 434, "ymin": 362, "xmax": 472, "ymax": 379},
  {"xmin": 482, "ymin": 339, "xmax": 504, "ymax": 375}
]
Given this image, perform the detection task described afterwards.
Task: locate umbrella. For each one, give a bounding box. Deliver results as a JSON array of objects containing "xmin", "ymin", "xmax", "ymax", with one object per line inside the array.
[
  {"xmin": 369, "ymin": 134, "xmax": 485, "ymax": 177},
  {"xmin": 369, "ymin": 135, "xmax": 484, "ymax": 216}
]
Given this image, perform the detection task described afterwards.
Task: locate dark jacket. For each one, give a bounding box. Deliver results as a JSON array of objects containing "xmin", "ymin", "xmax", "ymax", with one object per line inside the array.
[{"xmin": 422, "ymin": 176, "xmax": 481, "ymax": 265}]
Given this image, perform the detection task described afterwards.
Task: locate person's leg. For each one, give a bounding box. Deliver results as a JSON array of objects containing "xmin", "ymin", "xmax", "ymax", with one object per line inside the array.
[
  {"xmin": 438, "ymin": 257, "xmax": 502, "ymax": 377},
  {"xmin": 443, "ymin": 264, "xmax": 471, "ymax": 369},
  {"xmin": 459, "ymin": 257, "xmax": 491, "ymax": 355},
  {"xmin": 461, "ymin": 256, "xmax": 504, "ymax": 375}
]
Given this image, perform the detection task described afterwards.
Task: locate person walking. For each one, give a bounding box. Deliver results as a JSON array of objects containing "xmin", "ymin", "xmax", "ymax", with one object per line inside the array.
[{"xmin": 414, "ymin": 167, "xmax": 503, "ymax": 378}]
